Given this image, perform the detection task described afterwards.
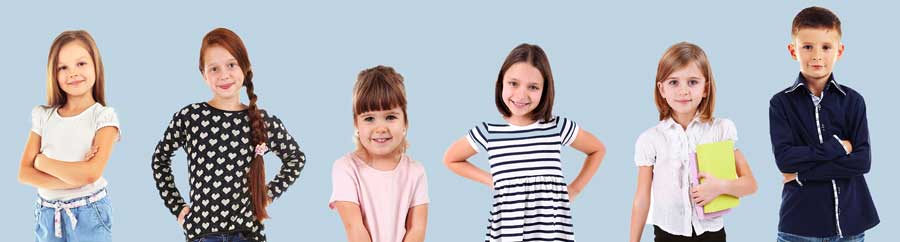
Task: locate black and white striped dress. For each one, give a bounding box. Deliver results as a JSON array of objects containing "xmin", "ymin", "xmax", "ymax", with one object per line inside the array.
[{"xmin": 466, "ymin": 117, "xmax": 579, "ymax": 242}]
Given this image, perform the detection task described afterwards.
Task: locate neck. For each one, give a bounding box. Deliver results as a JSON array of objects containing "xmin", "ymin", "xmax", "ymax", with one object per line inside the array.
[
  {"xmin": 357, "ymin": 149, "xmax": 402, "ymax": 171},
  {"xmin": 802, "ymin": 73, "xmax": 829, "ymax": 97},
  {"xmin": 506, "ymin": 114, "xmax": 536, "ymax": 126},
  {"xmin": 672, "ymin": 111, "xmax": 696, "ymax": 130},
  {"xmin": 208, "ymin": 96, "xmax": 245, "ymax": 111},
  {"xmin": 62, "ymin": 94, "xmax": 96, "ymax": 111}
]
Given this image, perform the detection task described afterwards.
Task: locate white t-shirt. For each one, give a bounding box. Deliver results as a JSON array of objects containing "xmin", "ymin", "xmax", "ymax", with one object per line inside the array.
[
  {"xmin": 31, "ymin": 103, "xmax": 119, "ymax": 201},
  {"xmin": 634, "ymin": 116, "xmax": 738, "ymax": 237}
]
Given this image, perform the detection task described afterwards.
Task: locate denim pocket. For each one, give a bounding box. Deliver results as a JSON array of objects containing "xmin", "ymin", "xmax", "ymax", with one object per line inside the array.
[{"xmin": 91, "ymin": 198, "xmax": 113, "ymax": 232}]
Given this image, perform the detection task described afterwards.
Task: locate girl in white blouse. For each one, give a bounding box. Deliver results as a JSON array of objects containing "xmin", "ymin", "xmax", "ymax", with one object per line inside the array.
[
  {"xmin": 18, "ymin": 30, "xmax": 120, "ymax": 242},
  {"xmin": 628, "ymin": 42, "xmax": 758, "ymax": 242}
]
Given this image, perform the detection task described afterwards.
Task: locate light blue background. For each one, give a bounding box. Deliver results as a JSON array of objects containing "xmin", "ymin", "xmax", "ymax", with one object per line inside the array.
[{"xmin": 2, "ymin": 1, "xmax": 895, "ymax": 241}]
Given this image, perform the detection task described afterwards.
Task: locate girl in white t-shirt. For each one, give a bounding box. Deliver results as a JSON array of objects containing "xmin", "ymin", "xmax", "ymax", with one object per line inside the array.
[
  {"xmin": 18, "ymin": 30, "xmax": 120, "ymax": 242},
  {"xmin": 628, "ymin": 42, "xmax": 757, "ymax": 242},
  {"xmin": 330, "ymin": 66, "xmax": 429, "ymax": 242}
]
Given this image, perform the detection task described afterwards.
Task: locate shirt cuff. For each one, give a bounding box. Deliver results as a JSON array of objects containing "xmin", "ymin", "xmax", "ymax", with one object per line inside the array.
[
  {"xmin": 795, "ymin": 172, "xmax": 803, "ymax": 186},
  {"xmin": 832, "ymin": 135, "xmax": 850, "ymax": 155}
]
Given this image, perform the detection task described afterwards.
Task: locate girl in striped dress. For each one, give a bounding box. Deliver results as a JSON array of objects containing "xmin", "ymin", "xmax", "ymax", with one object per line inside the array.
[{"xmin": 443, "ymin": 43, "xmax": 607, "ymax": 242}]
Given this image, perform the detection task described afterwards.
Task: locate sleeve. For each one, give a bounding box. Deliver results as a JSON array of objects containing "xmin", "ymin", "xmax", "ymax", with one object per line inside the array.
[
  {"xmin": 560, "ymin": 117, "xmax": 580, "ymax": 146},
  {"xmin": 329, "ymin": 158, "xmax": 359, "ymax": 209},
  {"xmin": 411, "ymin": 164, "xmax": 430, "ymax": 207},
  {"xmin": 634, "ymin": 131, "xmax": 656, "ymax": 167},
  {"xmin": 798, "ymin": 94, "xmax": 872, "ymax": 182},
  {"xmin": 95, "ymin": 107, "xmax": 121, "ymax": 140},
  {"xmin": 31, "ymin": 106, "xmax": 48, "ymax": 135},
  {"xmin": 151, "ymin": 110, "xmax": 188, "ymax": 216},
  {"xmin": 465, "ymin": 124, "xmax": 488, "ymax": 153},
  {"xmin": 719, "ymin": 118, "xmax": 739, "ymax": 149},
  {"xmin": 769, "ymin": 96, "xmax": 847, "ymax": 173},
  {"xmin": 264, "ymin": 114, "xmax": 307, "ymax": 201}
]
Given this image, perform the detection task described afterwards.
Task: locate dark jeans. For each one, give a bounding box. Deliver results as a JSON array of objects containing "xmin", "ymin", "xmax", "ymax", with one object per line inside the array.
[
  {"xmin": 191, "ymin": 232, "xmax": 250, "ymax": 242},
  {"xmin": 654, "ymin": 225, "xmax": 726, "ymax": 242}
]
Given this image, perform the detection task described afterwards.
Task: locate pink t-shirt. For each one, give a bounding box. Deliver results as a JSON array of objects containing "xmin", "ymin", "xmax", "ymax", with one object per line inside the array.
[{"xmin": 329, "ymin": 152, "xmax": 430, "ymax": 242}]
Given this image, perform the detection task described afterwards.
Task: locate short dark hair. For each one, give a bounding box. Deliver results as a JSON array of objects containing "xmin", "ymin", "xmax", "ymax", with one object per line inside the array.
[
  {"xmin": 792, "ymin": 6, "xmax": 842, "ymax": 37},
  {"xmin": 495, "ymin": 43, "xmax": 555, "ymax": 122}
]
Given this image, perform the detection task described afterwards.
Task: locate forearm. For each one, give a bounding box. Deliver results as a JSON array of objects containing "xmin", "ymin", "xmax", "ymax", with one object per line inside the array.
[
  {"xmin": 569, "ymin": 151, "xmax": 603, "ymax": 192},
  {"xmin": 19, "ymin": 165, "xmax": 81, "ymax": 190},
  {"xmin": 629, "ymin": 196, "xmax": 650, "ymax": 242},
  {"xmin": 721, "ymin": 175, "xmax": 757, "ymax": 198},
  {"xmin": 402, "ymin": 226, "xmax": 426, "ymax": 242},
  {"xmin": 446, "ymin": 161, "xmax": 492, "ymax": 187},
  {"xmin": 36, "ymin": 156, "xmax": 101, "ymax": 186},
  {"xmin": 343, "ymin": 223, "xmax": 373, "ymax": 242}
]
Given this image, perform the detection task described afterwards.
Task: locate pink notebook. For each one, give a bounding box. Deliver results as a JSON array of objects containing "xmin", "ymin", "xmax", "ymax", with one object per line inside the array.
[{"xmin": 688, "ymin": 152, "xmax": 731, "ymax": 219}]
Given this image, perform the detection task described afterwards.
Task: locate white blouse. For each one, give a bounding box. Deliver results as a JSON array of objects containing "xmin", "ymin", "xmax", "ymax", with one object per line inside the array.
[
  {"xmin": 31, "ymin": 103, "xmax": 119, "ymax": 201},
  {"xmin": 634, "ymin": 116, "xmax": 738, "ymax": 237}
]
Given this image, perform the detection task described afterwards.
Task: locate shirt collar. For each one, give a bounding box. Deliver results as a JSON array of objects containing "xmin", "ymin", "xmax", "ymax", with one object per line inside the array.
[
  {"xmin": 659, "ymin": 113, "xmax": 703, "ymax": 130},
  {"xmin": 784, "ymin": 72, "xmax": 846, "ymax": 95}
]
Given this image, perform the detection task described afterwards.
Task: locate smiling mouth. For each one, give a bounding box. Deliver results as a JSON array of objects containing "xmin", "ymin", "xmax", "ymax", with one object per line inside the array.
[
  {"xmin": 372, "ymin": 137, "xmax": 392, "ymax": 143},
  {"xmin": 510, "ymin": 100, "xmax": 531, "ymax": 107},
  {"xmin": 218, "ymin": 83, "xmax": 235, "ymax": 89},
  {"xmin": 67, "ymin": 79, "xmax": 85, "ymax": 86}
]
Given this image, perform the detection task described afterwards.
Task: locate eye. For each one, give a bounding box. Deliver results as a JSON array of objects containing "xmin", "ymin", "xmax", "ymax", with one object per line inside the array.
[
  {"xmin": 228, "ymin": 63, "xmax": 236, "ymax": 69},
  {"xmin": 802, "ymin": 45, "xmax": 813, "ymax": 50},
  {"xmin": 823, "ymin": 45, "xmax": 832, "ymax": 51},
  {"xmin": 667, "ymin": 80, "xmax": 678, "ymax": 86},
  {"xmin": 363, "ymin": 116, "xmax": 374, "ymax": 122},
  {"xmin": 689, "ymin": 79, "xmax": 700, "ymax": 86},
  {"xmin": 58, "ymin": 65, "xmax": 68, "ymax": 71},
  {"xmin": 209, "ymin": 67, "xmax": 218, "ymax": 72},
  {"xmin": 77, "ymin": 61, "xmax": 87, "ymax": 67},
  {"xmin": 386, "ymin": 114, "xmax": 398, "ymax": 121},
  {"xmin": 508, "ymin": 81, "xmax": 518, "ymax": 87},
  {"xmin": 528, "ymin": 84, "xmax": 540, "ymax": 91}
]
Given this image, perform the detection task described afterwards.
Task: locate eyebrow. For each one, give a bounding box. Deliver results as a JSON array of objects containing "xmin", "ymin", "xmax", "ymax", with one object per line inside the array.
[{"xmin": 205, "ymin": 58, "xmax": 237, "ymax": 68}]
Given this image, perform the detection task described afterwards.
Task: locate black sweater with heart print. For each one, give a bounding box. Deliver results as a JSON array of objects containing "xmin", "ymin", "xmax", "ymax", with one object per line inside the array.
[{"xmin": 151, "ymin": 102, "xmax": 306, "ymax": 242}]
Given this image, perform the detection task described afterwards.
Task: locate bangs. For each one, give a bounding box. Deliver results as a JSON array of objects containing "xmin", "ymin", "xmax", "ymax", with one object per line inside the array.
[{"xmin": 353, "ymin": 68, "xmax": 407, "ymax": 116}]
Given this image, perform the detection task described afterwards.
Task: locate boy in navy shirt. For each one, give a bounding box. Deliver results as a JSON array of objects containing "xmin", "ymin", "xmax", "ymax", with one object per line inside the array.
[{"xmin": 769, "ymin": 6, "xmax": 879, "ymax": 241}]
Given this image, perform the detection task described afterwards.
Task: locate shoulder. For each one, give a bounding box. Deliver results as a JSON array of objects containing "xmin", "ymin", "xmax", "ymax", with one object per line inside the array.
[
  {"xmin": 406, "ymin": 157, "xmax": 427, "ymax": 174},
  {"xmin": 93, "ymin": 104, "xmax": 117, "ymax": 117},
  {"xmin": 31, "ymin": 105, "xmax": 53, "ymax": 119},
  {"xmin": 172, "ymin": 102, "xmax": 206, "ymax": 118},
  {"xmin": 838, "ymin": 84, "xmax": 866, "ymax": 102},
  {"xmin": 636, "ymin": 123, "xmax": 665, "ymax": 144},
  {"xmin": 332, "ymin": 153, "xmax": 358, "ymax": 171},
  {"xmin": 711, "ymin": 117, "xmax": 736, "ymax": 129}
]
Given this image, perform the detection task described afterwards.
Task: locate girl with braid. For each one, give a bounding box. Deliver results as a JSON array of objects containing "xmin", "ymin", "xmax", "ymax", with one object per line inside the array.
[{"xmin": 151, "ymin": 28, "xmax": 307, "ymax": 242}]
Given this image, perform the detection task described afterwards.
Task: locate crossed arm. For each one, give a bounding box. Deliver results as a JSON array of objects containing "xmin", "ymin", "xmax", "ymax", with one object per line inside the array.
[{"xmin": 18, "ymin": 126, "xmax": 119, "ymax": 189}]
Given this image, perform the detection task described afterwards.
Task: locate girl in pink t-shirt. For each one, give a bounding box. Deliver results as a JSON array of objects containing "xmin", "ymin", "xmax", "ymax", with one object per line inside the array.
[{"xmin": 330, "ymin": 65, "xmax": 430, "ymax": 242}]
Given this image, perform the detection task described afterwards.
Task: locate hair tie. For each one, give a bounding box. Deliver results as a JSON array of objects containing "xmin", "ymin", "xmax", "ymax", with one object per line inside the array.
[{"xmin": 255, "ymin": 143, "xmax": 268, "ymax": 157}]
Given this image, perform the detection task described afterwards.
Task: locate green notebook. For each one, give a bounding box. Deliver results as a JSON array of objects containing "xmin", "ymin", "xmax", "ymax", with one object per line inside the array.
[{"xmin": 695, "ymin": 140, "xmax": 739, "ymax": 213}]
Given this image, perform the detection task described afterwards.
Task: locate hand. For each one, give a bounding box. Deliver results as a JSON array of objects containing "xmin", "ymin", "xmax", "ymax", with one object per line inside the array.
[
  {"xmin": 691, "ymin": 172, "xmax": 725, "ymax": 206},
  {"xmin": 567, "ymin": 184, "xmax": 581, "ymax": 202},
  {"xmin": 83, "ymin": 145, "xmax": 99, "ymax": 161},
  {"xmin": 840, "ymin": 140, "xmax": 853, "ymax": 154},
  {"xmin": 782, "ymin": 173, "xmax": 797, "ymax": 184},
  {"xmin": 177, "ymin": 205, "xmax": 190, "ymax": 225}
]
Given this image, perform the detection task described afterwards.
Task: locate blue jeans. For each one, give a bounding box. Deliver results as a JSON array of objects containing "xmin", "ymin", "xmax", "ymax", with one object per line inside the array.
[
  {"xmin": 777, "ymin": 232, "xmax": 864, "ymax": 242},
  {"xmin": 191, "ymin": 232, "xmax": 250, "ymax": 242},
  {"xmin": 35, "ymin": 192, "xmax": 112, "ymax": 242}
]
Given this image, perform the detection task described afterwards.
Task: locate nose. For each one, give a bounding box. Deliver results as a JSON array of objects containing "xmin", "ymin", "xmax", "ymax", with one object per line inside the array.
[{"xmin": 66, "ymin": 68, "xmax": 79, "ymax": 79}]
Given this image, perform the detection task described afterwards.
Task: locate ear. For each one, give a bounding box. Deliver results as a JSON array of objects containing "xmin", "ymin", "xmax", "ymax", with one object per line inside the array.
[
  {"xmin": 836, "ymin": 42, "xmax": 845, "ymax": 60},
  {"xmin": 656, "ymin": 81, "xmax": 666, "ymax": 99},
  {"xmin": 787, "ymin": 42, "xmax": 798, "ymax": 61}
]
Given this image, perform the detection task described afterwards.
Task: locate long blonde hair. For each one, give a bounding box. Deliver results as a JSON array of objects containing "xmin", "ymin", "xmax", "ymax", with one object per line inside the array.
[
  {"xmin": 653, "ymin": 42, "xmax": 716, "ymax": 122},
  {"xmin": 46, "ymin": 30, "xmax": 105, "ymax": 107}
]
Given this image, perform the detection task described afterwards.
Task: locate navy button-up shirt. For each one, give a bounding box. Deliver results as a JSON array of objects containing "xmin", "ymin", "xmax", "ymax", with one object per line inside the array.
[{"xmin": 769, "ymin": 73, "xmax": 879, "ymax": 237}]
